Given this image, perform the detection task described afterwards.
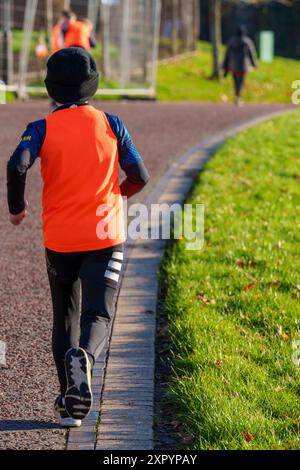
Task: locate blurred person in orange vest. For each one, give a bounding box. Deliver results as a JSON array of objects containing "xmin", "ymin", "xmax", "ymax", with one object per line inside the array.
[
  {"xmin": 52, "ymin": 23, "xmax": 63, "ymax": 53},
  {"xmin": 52, "ymin": 10, "xmax": 75, "ymax": 53},
  {"xmin": 63, "ymin": 16, "xmax": 97, "ymax": 51}
]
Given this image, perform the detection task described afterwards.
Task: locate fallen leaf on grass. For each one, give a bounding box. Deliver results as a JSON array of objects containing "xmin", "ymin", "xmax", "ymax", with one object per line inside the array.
[
  {"xmin": 236, "ymin": 259, "xmax": 257, "ymax": 269},
  {"xmin": 239, "ymin": 178, "xmax": 252, "ymax": 188},
  {"xmin": 241, "ymin": 431, "xmax": 254, "ymax": 443},
  {"xmin": 214, "ymin": 359, "xmax": 223, "ymax": 369},
  {"xmin": 196, "ymin": 292, "xmax": 216, "ymax": 305},
  {"xmin": 170, "ymin": 420, "xmax": 181, "ymax": 430},
  {"xmin": 270, "ymin": 281, "xmax": 281, "ymax": 289},
  {"xmin": 276, "ymin": 324, "xmax": 289, "ymax": 342},
  {"xmin": 292, "ymin": 287, "xmax": 300, "ymax": 300},
  {"xmin": 236, "ymin": 259, "xmax": 245, "ymax": 268},
  {"xmin": 243, "ymin": 281, "xmax": 257, "ymax": 292},
  {"xmin": 181, "ymin": 434, "xmax": 194, "ymax": 445}
]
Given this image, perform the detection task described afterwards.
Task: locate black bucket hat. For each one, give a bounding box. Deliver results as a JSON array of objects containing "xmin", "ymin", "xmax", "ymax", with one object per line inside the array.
[{"xmin": 45, "ymin": 47, "xmax": 99, "ymax": 103}]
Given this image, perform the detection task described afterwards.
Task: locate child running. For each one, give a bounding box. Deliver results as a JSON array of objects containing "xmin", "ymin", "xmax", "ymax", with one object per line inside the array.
[{"xmin": 6, "ymin": 47, "xmax": 150, "ymax": 427}]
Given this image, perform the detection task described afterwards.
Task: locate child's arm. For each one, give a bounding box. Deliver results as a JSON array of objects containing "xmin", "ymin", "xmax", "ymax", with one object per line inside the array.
[
  {"xmin": 105, "ymin": 113, "xmax": 150, "ymax": 199},
  {"xmin": 89, "ymin": 34, "xmax": 97, "ymax": 49},
  {"xmin": 7, "ymin": 120, "xmax": 45, "ymax": 225}
]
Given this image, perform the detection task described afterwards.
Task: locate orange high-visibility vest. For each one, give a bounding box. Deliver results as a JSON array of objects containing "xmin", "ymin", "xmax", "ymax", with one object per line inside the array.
[
  {"xmin": 39, "ymin": 106, "xmax": 125, "ymax": 252},
  {"xmin": 52, "ymin": 25, "xmax": 63, "ymax": 53},
  {"xmin": 64, "ymin": 21, "xmax": 91, "ymax": 50}
]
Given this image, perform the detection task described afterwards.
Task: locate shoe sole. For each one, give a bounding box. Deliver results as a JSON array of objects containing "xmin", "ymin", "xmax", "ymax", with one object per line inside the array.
[
  {"xmin": 64, "ymin": 348, "xmax": 93, "ymax": 420},
  {"xmin": 54, "ymin": 409, "xmax": 82, "ymax": 428}
]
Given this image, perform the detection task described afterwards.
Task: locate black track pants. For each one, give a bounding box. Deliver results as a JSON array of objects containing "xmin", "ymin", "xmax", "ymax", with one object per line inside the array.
[
  {"xmin": 233, "ymin": 73, "xmax": 246, "ymax": 98},
  {"xmin": 45, "ymin": 244, "xmax": 124, "ymax": 395}
]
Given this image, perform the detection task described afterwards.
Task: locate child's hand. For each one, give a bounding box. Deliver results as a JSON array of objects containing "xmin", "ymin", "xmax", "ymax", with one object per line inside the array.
[{"xmin": 9, "ymin": 202, "xmax": 28, "ymax": 226}]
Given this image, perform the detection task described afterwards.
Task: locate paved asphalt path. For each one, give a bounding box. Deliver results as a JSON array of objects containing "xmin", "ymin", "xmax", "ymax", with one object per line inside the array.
[{"xmin": 0, "ymin": 100, "xmax": 290, "ymax": 449}]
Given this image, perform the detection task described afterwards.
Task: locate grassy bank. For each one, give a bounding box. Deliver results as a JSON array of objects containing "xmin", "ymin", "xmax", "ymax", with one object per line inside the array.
[
  {"xmin": 157, "ymin": 42, "xmax": 300, "ymax": 103},
  {"xmin": 159, "ymin": 110, "xmax": 300, "ymax": 450}
]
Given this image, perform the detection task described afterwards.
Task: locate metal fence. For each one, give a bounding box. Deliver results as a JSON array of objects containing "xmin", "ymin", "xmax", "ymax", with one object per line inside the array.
[
  {"xmin": 0, "ymin": 0, "xmax": 162, "ymax": 97},
  {"xmin": 160, "ymin": 0, "xmax": 199, "ymax": 59}
]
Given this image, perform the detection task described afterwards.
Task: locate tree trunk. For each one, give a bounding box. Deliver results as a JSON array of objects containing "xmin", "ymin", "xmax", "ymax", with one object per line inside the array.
[
  {"xmin": 46, "ymin": 0, "xmax": 54, "ymax": 49},
  {"xmin": 182, "ymin": 0, "xmax": 193, "ymax": 51},
  {"xmin": 141, "ymin": 0, "xmax": 148, "ymax": 83},
  {"xmin": 209, "ymin": 0, "xmax": 221, "ymax": 80},
  {"xmin": 18, "ymin": 0, "xmax": 38, "ymax": 99},
  {"xmin": 2, "ymin": 0, "xmax": 13, "ymax": 85},
  {"xmin": 171, "ymin": 0, "xmax": 179, "ymax": 56},
  {"xmin": 88, "ymin": 0, "xmax": 99, "ymax": 29},
  {"xmin": 192, "ymin": 0, "xmax": 200, "ymax": 51},
  {"xmin": 120, "ymin": 0, "xmax": 131, "ymax": 87},
  {"xmin": 100, "ymin": 2, "xmax": 110, "ymax": 80}
]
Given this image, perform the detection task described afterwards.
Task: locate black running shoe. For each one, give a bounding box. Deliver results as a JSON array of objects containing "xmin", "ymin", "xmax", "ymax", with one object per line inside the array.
[
  {"xmin": 54, "ymin": 395, "xmax": 82, "ymax": 428},
  {"xmin": 64, "ymin": 348, "xmax": 93, "ymax": 420}
]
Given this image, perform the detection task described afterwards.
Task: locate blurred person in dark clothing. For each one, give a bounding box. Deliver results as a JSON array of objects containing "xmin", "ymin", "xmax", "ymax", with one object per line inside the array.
[{"xmin": 223, "ymin": 25, "xmax": 258, "ymax": 106}]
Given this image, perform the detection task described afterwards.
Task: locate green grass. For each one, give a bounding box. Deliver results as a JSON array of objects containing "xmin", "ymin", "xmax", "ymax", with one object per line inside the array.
[
  {"xmin": 12, "ymin": 30, "xmax": 41, "ymax": 56},
  {"xmin": 159, "ymin": 110, "xmax": 300, "ymax": 450},
  {"xmin": 27, "ymin": 77, "xmax": 129, "ymax": 101},
  {"xmin": 157, "ymin": 42, "xmax": 300, "ymax": 103},
  {"xmin": 9, "ymin": 35, "xmax": 300, "ymax": 103},
  {"xmin": 12, "ymin": 29, "xmax": 120, "ymax": 60},
  {"xmin": 4, "ymin": 91, "xmax": 16, "ymax": 103}
]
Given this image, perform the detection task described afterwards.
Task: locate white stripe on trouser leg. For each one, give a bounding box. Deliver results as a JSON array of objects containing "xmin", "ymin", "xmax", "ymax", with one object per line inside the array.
[
  {"xmin": 104, "ymin": 270, "xmax": 119, "ymax": 282},
  {"xmin": 112, "ymin": 251, "xmax": 123, "ymax": 261},
  {"xmin": 108, "ymin": 260, "xmax": 122, "ymax": 272}
]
